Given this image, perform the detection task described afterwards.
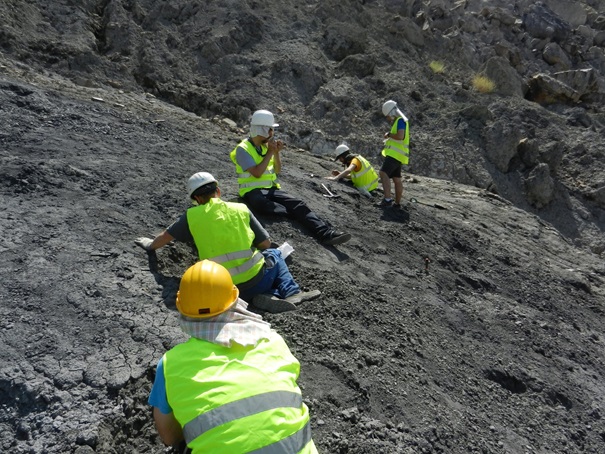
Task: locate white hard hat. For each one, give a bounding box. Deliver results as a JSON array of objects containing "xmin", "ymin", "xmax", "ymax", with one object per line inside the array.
[
  {"xmin": 250, "ymin": 110, "xmax": 279, "ymax": 128},
  {"xmin": 382, "ymin": 100, "xmax": 397, "ymax": 116},
  {"xmin": 187, "ymin": 172, "xmax": 217, "ymax": 198},
  {"xmin": 334, "ymin": 144, "xmax": 350, "ymax": 161}
]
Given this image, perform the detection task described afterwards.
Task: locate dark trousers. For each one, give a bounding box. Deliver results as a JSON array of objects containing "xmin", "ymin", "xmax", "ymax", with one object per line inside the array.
[{"xmin": 244, "ymin": 188, "xmax": 330, "ymax": 238}]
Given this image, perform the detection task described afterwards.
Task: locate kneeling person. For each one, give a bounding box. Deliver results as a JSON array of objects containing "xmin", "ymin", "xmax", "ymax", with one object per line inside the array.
[
  {"xmin": 328, "ymin": 143, "xmax": 379, "ymax": 199},
  {"xmin": 149, "ymin": 260, "xmax": 319, "ymax": 453}
]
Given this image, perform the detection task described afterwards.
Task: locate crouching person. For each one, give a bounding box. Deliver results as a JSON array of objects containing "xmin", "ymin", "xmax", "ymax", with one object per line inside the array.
[{"xmin": 148, "ymin": 260, "xmax": 319, "ymax": 454}]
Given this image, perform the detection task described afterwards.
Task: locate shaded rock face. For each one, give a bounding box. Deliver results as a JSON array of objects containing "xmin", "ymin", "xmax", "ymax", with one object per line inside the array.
[
  {"xmin": 523, "ymin": 2, "xmax": 573, "ymax": 42},
  {"xmin": 525, "ymin": 162, "xmax": 556, "ymax": 207},
  {"xmin": 1, "ymin": 1, "xmax": 605, "ymax": 453}
]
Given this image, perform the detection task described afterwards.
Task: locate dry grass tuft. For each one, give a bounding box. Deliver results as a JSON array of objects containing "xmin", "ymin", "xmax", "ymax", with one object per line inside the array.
[
  {"xmin": 429, "ymin": 61, "xmax": 445, "ymax": 74},
  {"xmin": 472, "ymin": 74, "xmax": 496, "ymax": 93}
]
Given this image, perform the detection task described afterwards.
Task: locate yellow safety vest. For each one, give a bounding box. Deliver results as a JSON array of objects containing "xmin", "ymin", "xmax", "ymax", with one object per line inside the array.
[
  {"xmin": 350, "ymin": 155, "xmax": 379, "ymax": 192},
  {"xmin": 381, "ymin": 116, "xmax": 410, "ymax": 165},
  {"xmin": 163, "ymin": 331, "xmax": 318, "ymax": 454},
  {"xmin": 186, "ymin": 199, "xmax": 264, "ymax": 285},
  {"xmin": 230, "ymin": 139, "xmax": 280, "ymax": 197}
]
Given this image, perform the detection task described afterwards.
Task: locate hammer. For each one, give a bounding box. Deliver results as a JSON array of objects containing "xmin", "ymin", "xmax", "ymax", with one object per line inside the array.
[{"xmin": 321, "ymin": 184, "xmax": 340, "ymax": 198}]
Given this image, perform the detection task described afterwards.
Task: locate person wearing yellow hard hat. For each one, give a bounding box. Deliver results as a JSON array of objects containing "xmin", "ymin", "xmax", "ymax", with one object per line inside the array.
[
  {"xmin": 327, "ymin": 143, "xmax": 379, "ymax": 199},
  {"xmin": 230, "ymin": 109, "xmax": 351, "ymax": 246},
  {"xmin": 377, "ymin": 100, "xmax": 410, "ymax": 209},
  {"xmin": 149, "ymin": 260, "xmax": 319, "ymax": 454},
  {"xmin": 134, "ymin": 172, "xmax": 320, "ymax": 313}
]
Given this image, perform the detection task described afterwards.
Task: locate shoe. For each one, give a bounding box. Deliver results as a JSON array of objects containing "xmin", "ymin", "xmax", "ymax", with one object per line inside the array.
[
  {"xmin": 252, "ymin": 294, "xmax": 298, "ymax": 313},
  {"xmin": 322, "ymin": 230, "xmax": 352, "ymax": 246},
  {"xmin": 377, "ymin": 198, "xmax": 393, "ymax": 207},
  {"xmin": 392, "ymin": 203, "xmax": 401, "ymax": 209},
  {"xmin": 285, "ymin": 289, "xmax": 321, "ymax": 305}
]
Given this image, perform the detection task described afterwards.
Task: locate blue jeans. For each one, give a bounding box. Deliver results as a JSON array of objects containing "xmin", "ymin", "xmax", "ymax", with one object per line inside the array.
[{"xmin": 238, "ymin": 249, "xmax": 300, "ymax": 301}]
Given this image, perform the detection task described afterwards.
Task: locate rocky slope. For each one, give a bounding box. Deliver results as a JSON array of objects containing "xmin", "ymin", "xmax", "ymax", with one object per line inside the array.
[
  {"xmin": 1, "ymin": 0, "xmax": 604, "ymax": 250},
  {"xmin": 1, "ymin": 1, "xmax": 605, "ymax": 453}
]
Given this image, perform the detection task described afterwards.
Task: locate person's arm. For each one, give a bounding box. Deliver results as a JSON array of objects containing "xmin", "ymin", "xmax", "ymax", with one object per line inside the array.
[
  {"xmin": 328, "ymin": 163, "xmax": 356, "ymax": 181},
  {"xmin": 270, "ymin": 140, "xmax": 283, "ymax": 175},
  {"xmin": 246, "ymin": 151, "xmax": 275, "ymax": 178},
  {"xmin": 135, "ymin": 230, "xmax": 174, "ymax": 251},
  {"xmin": 153, "ymin": 407, "xmax": 184, "ymax": 447},
  {"xmin": 135, "ymin": 214, "xmax": 191, "ymax": 251},
  {"xmin": 240, "ymin": 142, "xmax": 276, "ymax": 178},
  {"xmin": 249, "ymin": 211, "xmax": 271, "ymax": 250},
  {"xmin": 150, "ymin": 231, "xmax": 174, "ymax": 250},
  {"xmin": 386, "ymin": 119, "xmax": 406, "ymax": 140},
  {"xmin": 255, "ymin": 239, "xmax": 271, "ymax": 250},
  {"xmin": 148, "ymin": 357, "xmax": 183, "ymax": 447}
]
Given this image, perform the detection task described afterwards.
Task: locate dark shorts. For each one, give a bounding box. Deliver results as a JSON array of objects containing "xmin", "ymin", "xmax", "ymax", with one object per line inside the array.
[{"xmin": 380, "ymin": 156, "xmax": 402, "ymax": 178}]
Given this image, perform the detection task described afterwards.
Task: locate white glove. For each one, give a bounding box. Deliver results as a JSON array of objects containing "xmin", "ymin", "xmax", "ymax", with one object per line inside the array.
[{"xmin": 134, "ymin": 237, "xmax": 154, "ymax": 251}]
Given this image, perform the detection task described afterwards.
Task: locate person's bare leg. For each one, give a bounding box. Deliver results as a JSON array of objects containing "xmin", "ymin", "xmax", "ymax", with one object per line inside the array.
[
  {"xmin": 379, "ymin": 170, "xmax": 391, "ymax": 200},
  {"xmin": 393, "ymin": 177, "xmax": 403, "ymax": 205}
]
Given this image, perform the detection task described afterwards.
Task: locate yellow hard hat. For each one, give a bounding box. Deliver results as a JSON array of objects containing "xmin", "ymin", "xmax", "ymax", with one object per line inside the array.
[{"xmin": 176, "ymin": 260, "xmax": 239, "ymax": 318}]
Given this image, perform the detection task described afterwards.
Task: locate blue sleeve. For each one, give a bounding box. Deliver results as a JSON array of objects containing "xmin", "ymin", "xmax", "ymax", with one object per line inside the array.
[
  {"xmin": 396, "ymin": 118, "xmax": 407, "ymax": 133},
  {"xmin": 148, "ymin": 357, "xmax": 173, "ymax": 414}
]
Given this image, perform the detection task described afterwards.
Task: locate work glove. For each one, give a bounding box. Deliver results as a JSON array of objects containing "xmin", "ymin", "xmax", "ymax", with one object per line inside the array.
[{"xmin": 134, "ymin": 237, "xmax": 154, "ymax": 251}]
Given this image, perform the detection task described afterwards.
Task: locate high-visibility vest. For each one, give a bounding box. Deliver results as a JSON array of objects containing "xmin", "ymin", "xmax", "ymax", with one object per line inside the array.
[
  {"xmin": 230, "ymin": 139, "xmax": 280, "ymax": 197},
  {"xmin": 186, "ymin": 199, "xmax": 264, "ymax": 285},
  {"xmin": 381, "ymin": 116, "xmax": 410, "ymax": 165},
  {"xmin": 350, "ymin": 155, "xmax": 379, "ymax": 192},
  {"xmin": 163, "ymin": 331, "xmax": 318, "ymax": 454}
]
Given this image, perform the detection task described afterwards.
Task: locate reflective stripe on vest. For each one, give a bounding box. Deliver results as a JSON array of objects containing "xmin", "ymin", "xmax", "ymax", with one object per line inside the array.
[
  {"xmin": 230, "ymin": 139, "xmax": 280, "ymax": 196},
  {"xmin": 207, "ymin": 247, "xmax": 264, "ymax": 278},
  {"xmin": 186, "ymin": 199, "xmax": 264, "ymax": 284},
  {"xmin": 250, "ymin": 421, "xmax": 312, "ymax": 454},
  {"xmin": 350, "ymin": 155, "xmax": 379, "ymax": 192},
  {"xmin": 381, "ymin": 116, "xmax": 410, "ymax": 164},
  {"xmin": 183, "ymin": 391, "xmax": 302, "ymax": 444}
]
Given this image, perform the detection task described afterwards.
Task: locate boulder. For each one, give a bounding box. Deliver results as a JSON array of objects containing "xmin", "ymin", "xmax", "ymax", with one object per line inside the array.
[
  {"xmin": 539, "ymin": 141, "xmax": 564, "ymax": 175},
  {"xmin": 527, "ymin": 69, "xmax": 599, "ymax": 104},
  {"xmin": 483, "ymin": 120, "xmax": 522, "ymax": 173},
  {"xmin": 390, "ymin": 17, "xmax": 425, "ymax": 47},
  {"xmin": 542, "ymin": 42, "xmax": 572, "ymax": 69},
  {"xmin": 484, "ymin": 56, "xmax": 525, "ymax": 97},
  {"xmin": 337, "ymin": 54, "xmax": 375, "ymax": 78},
  {"xmin": 543, "ymin": 0, "xmax": 587, "ymax": 28},
  {"xmin": 323, "ymin": 23, "xmax": 367, "ymax": 61},
  {"xmin": 525, "ymin": 163, "xmax": 555, "ymax": 208},
  {"xmin": 517, "ymin": 138, "xmax": 540, "ymax": 168},
  {"xmin": 523, "ymin": 2, "xmax": 572, "ymax": 43}
]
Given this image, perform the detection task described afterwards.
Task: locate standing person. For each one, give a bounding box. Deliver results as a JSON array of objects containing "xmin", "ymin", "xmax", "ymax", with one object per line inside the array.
[
  {"xmin": 148, "ymin": 260, "xmax": 319, "ymax": 454},
  {"xmin": 327, "ymin": 143, "xmax": 379, "ymax": 199},
  {"xmin": 377, "ymin": 100, "xmax": 410, "ymax": 209},
  {"xmin": 230, "ymin": 109, "xmax": 351, "ymax": 246},
  {"xmin": 134, "ymin": 172, "xmax": 320, "ymax": 313}
]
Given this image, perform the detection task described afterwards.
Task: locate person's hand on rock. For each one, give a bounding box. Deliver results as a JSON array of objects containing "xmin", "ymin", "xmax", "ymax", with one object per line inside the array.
[{"xmin": 134, "ymin": 237, "xmax": 154, "ymax": 251}]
